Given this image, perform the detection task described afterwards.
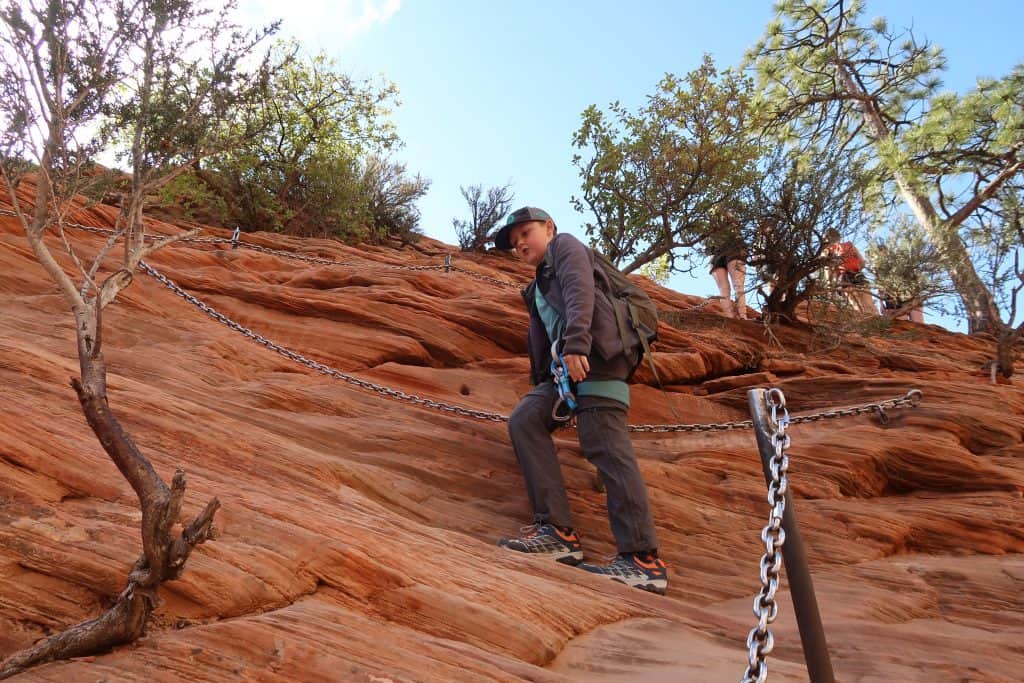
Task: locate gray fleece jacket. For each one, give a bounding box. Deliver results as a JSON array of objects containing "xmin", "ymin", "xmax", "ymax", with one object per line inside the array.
[{"xmin": 521, "ymin": 233, "xmax": 634, "ymax": 386}]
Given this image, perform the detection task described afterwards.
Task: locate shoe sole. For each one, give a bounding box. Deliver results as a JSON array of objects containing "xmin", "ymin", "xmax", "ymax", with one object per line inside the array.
[
  {"xmin": 612, "ymin": 577, "xmax": 667, "ymax": 595},
  {"xmin": 556, "ymin": 551, "xmax": 584, "ymax": 566},
  {"xmin": 498, "ymin": 543, "xmax": 584, "ymax": 566}
]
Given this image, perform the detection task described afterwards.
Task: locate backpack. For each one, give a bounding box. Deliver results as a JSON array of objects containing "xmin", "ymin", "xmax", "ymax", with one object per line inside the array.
[
  {"xmin": 591, "ymin": 249, "xmax": 659, "ymax": 367},
  {"xmin": 592, "ymin": 250, "xmax": 681, "ymax": 419}
]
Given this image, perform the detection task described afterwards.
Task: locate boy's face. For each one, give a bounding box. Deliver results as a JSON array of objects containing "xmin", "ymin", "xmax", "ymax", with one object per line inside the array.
[{"xmin": 509, "ymin": 220, "xmax": 555, "ymax": 267}]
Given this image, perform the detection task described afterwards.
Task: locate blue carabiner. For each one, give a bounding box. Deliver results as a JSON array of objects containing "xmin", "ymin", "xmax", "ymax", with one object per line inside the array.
[{"xmin": 550, "ymin": 340, "xmax": 577, "ymax": 421}]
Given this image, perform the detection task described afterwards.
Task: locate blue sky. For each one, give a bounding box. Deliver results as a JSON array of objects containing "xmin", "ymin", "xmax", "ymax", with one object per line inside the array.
[{"xmin": 239, "ymin": 0, "xmax": 1023, "ymax": 327}]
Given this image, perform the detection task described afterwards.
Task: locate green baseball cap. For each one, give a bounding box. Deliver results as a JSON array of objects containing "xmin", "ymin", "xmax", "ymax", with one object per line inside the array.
[{"xmin": 494, "ymin": 206, "xmax": 555, "ymax": 250}]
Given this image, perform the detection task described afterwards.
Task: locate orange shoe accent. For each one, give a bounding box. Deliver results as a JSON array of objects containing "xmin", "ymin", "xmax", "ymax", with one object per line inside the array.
[
  {"xmin": 634, "ymin": 557, "xmax": 666, "ymax": 571},
  {"xmin": 554, "ymin": 528, "xmax": 579, "ymax": 543}
]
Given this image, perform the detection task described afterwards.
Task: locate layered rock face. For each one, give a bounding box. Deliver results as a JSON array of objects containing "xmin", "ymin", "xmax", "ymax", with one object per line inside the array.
[{"xmin": 1, "ymin": 205, "xmax": 1022, "ymax": 682}]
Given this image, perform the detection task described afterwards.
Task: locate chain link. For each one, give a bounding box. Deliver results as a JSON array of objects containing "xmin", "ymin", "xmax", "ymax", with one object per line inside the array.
[
  {"xmin": 687, "ymin": 296, "xmax": 725, "ymax": 312},
  {"xmin": 1, "ymin": 209, "xmax": 725, "ymax": 308},
  {"xmin": 628, "ymin": 390, "xmax": 921, "ymax": 433},
  {"xmin": 0, "ymin": 209, "xmax": 462, "ymax": 272},
  {"xmin": 44, "ymin": 213, "xmax": 524, "ymax": 284},
  {"xmin": 742, "ymin": 388, "xmax": 791, "ymax": 683},
  {"xmin": 449, "ymin": 265, "xmax": 521, "ymax": 289}
]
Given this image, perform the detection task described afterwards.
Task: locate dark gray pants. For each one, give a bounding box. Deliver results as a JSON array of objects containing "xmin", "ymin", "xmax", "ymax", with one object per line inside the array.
[{"xmin": 508, "ymin": 382, "xmax": 659, "ymax": 554}]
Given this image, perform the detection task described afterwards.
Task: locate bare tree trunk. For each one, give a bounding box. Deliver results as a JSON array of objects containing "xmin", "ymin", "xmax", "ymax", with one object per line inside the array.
[
  {"xmin": 0, "ymin": 305, "xmax": 219, "ymax": 680},
  {"xmin": 835, "ymin": 63, "xmax": 1005, "ymax": 335},
  {"xmin": 995, "ymin": 328, "xmax": 1019, "ymax": 378}
]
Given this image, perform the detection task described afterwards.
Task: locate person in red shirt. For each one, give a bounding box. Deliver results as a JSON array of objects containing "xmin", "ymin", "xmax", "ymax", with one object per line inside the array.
[{"xmin": 824, "ymin": 229, "xmax": 876, "ymax": 315}]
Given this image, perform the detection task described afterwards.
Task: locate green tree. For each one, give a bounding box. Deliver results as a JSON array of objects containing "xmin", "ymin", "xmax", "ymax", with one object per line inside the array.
[
  {"xmin": 637, "ymin": 253, "xmax": 671, "ymax": 286},
  {"xmin": 867, "ymin": 220, "xmax": 952, "ymax": 315},
  {"xmin": 200, "ymin": 39, "xmax": 401, "ymax": 238},
  {"xmin": 359, "ymin": 154, "xmax": 430, "ymax": 245},
  {"xmin": 571, "ymin": 55, "xmax": 759, "ymax": 274},
  {"xmin": 0, "ymin": 0, "xmax": 274, "ymax": 675},
  {"xmin": 967, "ymin": 181, "xmax": 1024, "ymax": 315},
  {"xmin": 749, "ymin": 0, "xmax": 1024, "ymax": 371},
  {"xmin": 745, "ymin": 141, "xmax": 879, "ymax": 319}
]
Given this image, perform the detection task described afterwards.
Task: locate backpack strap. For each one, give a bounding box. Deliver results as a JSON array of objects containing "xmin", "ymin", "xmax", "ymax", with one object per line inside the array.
[
  {"xmin": 627, "ymin": 301, "xmax": 682, "ymax": 422},
  {"xmin": 593, "ymin": 253, "xmax": 642, "ymax": 356},
  {"xmin": 611, "ymin": 292, "xmax": 635, "ymax": 358}
]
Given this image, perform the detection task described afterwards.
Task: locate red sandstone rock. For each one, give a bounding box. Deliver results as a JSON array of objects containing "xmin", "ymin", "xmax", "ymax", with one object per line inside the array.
[{"xmin": 1, "ymin": 198, "xmax": 1023, "ymax": 681}]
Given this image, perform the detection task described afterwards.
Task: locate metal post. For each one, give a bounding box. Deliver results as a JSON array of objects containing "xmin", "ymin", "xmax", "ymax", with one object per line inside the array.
[
  {"xmin": 231, "ymin": 227, "xmax": 241, "ymax": 249},
  {"xmin": 747, "ymin": 388, "xmax": 835, "ymax": 683}
]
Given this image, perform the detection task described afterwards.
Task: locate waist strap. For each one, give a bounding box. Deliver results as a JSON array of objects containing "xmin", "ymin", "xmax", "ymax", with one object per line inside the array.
[{"xmin": 576, "ymin": 379, "xmax": 630, "ymax": 407}]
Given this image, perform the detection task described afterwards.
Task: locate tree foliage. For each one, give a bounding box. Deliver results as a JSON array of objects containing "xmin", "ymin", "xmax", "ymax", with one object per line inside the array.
[
  {"xmin": 453, "ymin": 182, "xmax": 514, "ymax": 251},
  {"xmin": 636, "ymin": 253, "xmax": 671, "ymax": 286},
  {"xmin": 961, "ymin": 180, "xmax": 1024, "ymax": 320},
  {"xmin": 359, "ymin": 154, "xmax": 430, "ymax": 245},
  {"xmin": 866, "ymin": 220, "xmax": 952, "ymax": 312},
  {"xmin": 571, "ymin": 55, "xmax": 759, "ymax": 274},
  {"xmin": 198, "ymin": 39, "xmax": 403, "ymax": 239},
  {"xmin": 744, "ymin": 141, "xmax": 879, "ymax": 318},
  {"xmin": 749, "ymin": 0, "xmax": 1024, "ymax": 370}
]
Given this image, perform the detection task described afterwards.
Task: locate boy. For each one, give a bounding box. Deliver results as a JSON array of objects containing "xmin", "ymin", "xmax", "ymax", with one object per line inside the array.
[{"xmin": 493, "ymin": 206, "xmax": 667, "ymax": 595}]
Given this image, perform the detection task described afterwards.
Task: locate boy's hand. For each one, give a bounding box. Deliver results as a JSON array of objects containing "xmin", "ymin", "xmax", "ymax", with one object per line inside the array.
[{"xmin": 563, "ymin": 354, "xmax": 590, "ymax": 382}]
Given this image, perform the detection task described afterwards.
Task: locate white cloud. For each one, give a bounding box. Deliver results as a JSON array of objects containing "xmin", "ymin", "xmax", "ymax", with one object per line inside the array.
[{"xmin": 237, "ymin": 0, "xmax": 400, "ymax": 50}]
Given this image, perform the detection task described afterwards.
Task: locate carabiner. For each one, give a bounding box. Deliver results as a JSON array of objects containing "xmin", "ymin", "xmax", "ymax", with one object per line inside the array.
[
  {"xmin": 552, "ymin": 394, "xmax": 575, "ymax": 422},
  {"xmin": 550, "ymin": 340, "xmax": 577, "ymax": 421}
]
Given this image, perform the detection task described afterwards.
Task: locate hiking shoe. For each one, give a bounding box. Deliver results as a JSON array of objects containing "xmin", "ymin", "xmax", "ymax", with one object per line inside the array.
[
  {"xmin": 498, "ymin": 523, "xmax": 584, "ymax": 565},
  {"xmin": 579, "ymin": 553, "xmax": 668, "ymax": 595}
]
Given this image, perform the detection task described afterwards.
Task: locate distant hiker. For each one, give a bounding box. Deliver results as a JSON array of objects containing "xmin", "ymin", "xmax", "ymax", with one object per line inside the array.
[
  {"xmin": 824, "ymin": 229, "xmax": 875, "ymax": 315},
  {"xmin": 874, "ymin": 243, "xmax": 925, "ymax": 323},
  {"xmin": 704, "ymin": 208, "xmax": 747, "ymax": 319},
  {"xmin": 493, "ymin": 206, "xmax": 667, "ymax": 595},
  {"xmin": 877, "ymin": 287, "xmax": 923, "ymax": 323}
]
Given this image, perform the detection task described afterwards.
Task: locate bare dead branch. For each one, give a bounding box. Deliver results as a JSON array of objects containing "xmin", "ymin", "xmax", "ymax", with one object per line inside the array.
[
  {"xmin": 83, "ymin": 224, "xmax": 128, "ymax": 298},
  {"xmin": 128, "ymin": 227, "xmax": 201, "ymax": 269}
]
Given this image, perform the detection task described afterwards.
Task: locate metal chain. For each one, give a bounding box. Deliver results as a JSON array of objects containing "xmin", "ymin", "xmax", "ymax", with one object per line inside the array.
[
  {"xmin": 628, "ymin": 390, "xmax": 921, "ymax": 433},
  {"xmin": 0, "ymin": 209, "xmax": 479, "ymax": 274},
  {"xmin": 742, "ymin": 388, "xmax": 791, "ymax": 683},
  {"xmin": 449, "ymin": 265, "xmax": 521, "ymax": 289},
  {"xmin": 41, "ymin": 214, "xmax": 521, "ymax": 283},
  {"xmin": 1, "ymin": 208, "xmax": 719, "ymax": 303},
  {"xmin": 3, "ymin": 208, "xmax": 925, "ymax": 431},
  {"xmin": 140, "ymin": 260, "xmax": 922, "ymax": 431},
  {"xmin": 138, "ymin": 261, "xmax": 509, "ymax": 423},
  {"xmin": 687, "ymin": 296, "xmax": 725, "ymax": 312}
]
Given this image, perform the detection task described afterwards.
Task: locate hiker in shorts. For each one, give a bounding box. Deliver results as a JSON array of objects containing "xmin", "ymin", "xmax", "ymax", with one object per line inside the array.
[
  {"xmin": 492, "ymin": 206, "xmax": 667, "ymax": 595},
  {"xmin": 704, "ymin": 208, "xmax": 747, "ymax": 319},
  {"xmin": 878, "ymin": 289, "xmax": 925, "ymax": 323},
  {"xmin": 824, "ymin": 229, "xmax": 876, "ymax": 315}
]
